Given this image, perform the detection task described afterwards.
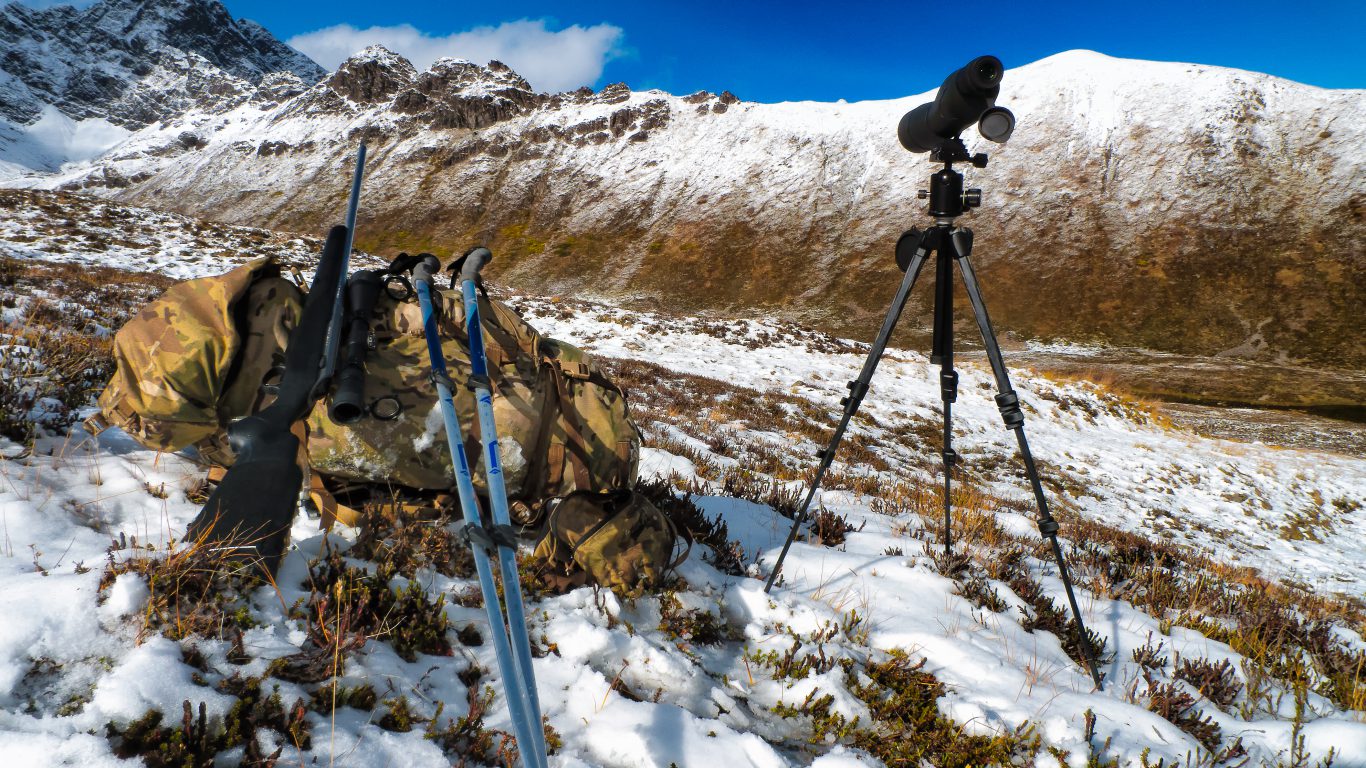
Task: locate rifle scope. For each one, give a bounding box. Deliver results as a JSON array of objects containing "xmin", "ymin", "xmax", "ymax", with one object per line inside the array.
[
  {"xmin": 898, "ymin": 55, "xmax": 1015, "ymax": 153},
  {"xmin": 328, "ymin": 269, "xmax": 384, "ymax": 424}
]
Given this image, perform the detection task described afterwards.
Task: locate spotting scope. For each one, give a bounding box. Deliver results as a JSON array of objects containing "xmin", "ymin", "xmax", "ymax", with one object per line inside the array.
[{"xmin": 898, "ymin": 55, "xmax": 1015, "ymax": 153}]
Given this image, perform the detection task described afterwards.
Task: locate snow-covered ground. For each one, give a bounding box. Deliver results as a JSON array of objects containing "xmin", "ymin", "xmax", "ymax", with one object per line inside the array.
[
  {"xmin": 514, "ymin": 302, "xmax": 1366, "ymax": 598},
  {"xmin": 0, "ymin": 189, "xmax": 327, "ymax": 278},
  {"xmin": 0, "ymin": 195, "xmax": 1362, "ymax": 766}
]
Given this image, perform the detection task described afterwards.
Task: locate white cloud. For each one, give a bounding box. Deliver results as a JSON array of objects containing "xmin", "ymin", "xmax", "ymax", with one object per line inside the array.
[{"xmin": 287, "ymin": 19, "xmax": 624, "ymax": 93}]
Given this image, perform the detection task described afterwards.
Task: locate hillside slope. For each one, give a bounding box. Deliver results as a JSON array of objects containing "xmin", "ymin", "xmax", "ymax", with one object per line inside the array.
[
  {"xmin": 0, "ymin": 189, "xmax": 1362, "ymax": 767},
  {"xmin": 20, "ymin": 45, "xmax": 1365, "ymax": 371}
]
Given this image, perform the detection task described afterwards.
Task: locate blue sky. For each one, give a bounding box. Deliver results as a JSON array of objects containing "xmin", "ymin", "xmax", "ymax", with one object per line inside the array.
[{"xmin": 19, "ymin": 0, "xmax": 1366, "ymax": 98}]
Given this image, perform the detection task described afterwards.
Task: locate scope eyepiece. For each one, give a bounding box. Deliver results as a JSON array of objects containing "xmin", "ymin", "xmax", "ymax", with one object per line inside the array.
[
  {"xmin": 898, "ymin": 55, "xmax": 1010, "ymax": 154},
  {"xmin": 966, "ymin": 56, "xmax": 1003, "ymax": 90}
]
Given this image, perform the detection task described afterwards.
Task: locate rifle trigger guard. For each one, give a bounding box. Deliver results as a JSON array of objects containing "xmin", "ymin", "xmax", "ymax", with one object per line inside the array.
[{"xmin": 260, "ymin": 363, "xmax": 286, "ymax": 396}]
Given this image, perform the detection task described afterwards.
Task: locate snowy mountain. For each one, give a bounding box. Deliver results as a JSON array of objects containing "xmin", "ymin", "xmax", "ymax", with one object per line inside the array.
[
  {"xmin": 0, "ymin": 0, "xmax": 322, "ymax": 171},
  {"xmin": 1, "ymin": 189, "xmax": 1363, "ymax": 767},
  {"xmin": 10, "ymin": 41, "xmax": 1362, "ymax": 375}
]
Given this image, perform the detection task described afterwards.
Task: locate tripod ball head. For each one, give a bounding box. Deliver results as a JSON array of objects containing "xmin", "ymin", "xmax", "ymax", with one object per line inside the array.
[{"xmin": 898, "ymin": 55, "xmax": 1014, "ymax": 153}]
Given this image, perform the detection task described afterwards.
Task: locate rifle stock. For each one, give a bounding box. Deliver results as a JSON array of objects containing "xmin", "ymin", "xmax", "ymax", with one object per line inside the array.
[{"xmin": 185, "ymin": 224, "xmax": 350, "ymax": 573}]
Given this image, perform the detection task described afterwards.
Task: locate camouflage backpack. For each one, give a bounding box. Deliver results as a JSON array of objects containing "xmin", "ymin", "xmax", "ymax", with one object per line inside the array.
[
  {"xmin": 90, "ymin": 257, "xmax": 301, "ymax": 467},
  {"xmin": 91, "ymin": 256, "xmax": 642, "ymax": 513},
  {"xmin": 532, "ymin": 489, "xmax": 689, "ymax": 593}
]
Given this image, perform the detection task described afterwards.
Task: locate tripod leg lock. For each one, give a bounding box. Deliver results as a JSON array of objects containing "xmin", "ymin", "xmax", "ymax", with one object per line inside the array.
[
  {"xmin": 940, "ymin": 370, "xmax": 959, "ymax": 403},
  {"xmin": 994, "ymin": 391, "xmax": 1025, "ymax": 429},
  {"xmin": 840, "ymin": 379, "xmax": 869, "ymax": 409},
  {"xmin": 1037, "ymin": 518, "xmax": 1059, "ymax": 537},
  {"xmin": 895, "ymin": 227, "xmax": 926, "ymax": 272},
  {"xmin": 942, "ymin": 448, "xmax": 959, "ymax": 467},
  {"xmin": 949, "ymin": 228, "xmax": 974, "ymax": 260}
]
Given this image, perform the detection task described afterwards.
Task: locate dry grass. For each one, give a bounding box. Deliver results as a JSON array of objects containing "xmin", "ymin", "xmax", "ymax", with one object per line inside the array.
[
  {"xmin": 100, "ymin": 536, "xmax": 268, "ymax": 642},
  {"xmin": 619, "ymin": 339, "xmax": 1366, "ymax": 743},
  {"xmin": 0, "ymin": 255, "xmax": 170, "ymax": 444}
]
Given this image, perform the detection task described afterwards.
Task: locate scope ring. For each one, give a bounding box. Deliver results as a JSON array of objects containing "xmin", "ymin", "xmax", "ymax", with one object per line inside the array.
[
  {"xmin": 369, "ymin": 396, "xmax": 403, "ymax": 421},
  {"xmin": 384, "ymin": 273, "xmax": 414, "ymax": 301}
]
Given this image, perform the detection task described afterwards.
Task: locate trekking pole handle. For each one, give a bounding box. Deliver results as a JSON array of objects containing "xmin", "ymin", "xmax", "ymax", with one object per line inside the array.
[
  {"xmin": 460, "ymin": 247, "xmax": 492, "ymax": 285},
  {"xmin": 412, "ymin": 254, "xmax": 441, "ymax": 288}
]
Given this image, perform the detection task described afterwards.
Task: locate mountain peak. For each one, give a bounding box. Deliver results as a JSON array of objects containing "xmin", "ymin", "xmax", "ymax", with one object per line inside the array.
[
  {"xmin": 90, "ymin": 0, "xmax": 325, "ymax": 83},
  {"xmin": 326, "ymin": 45, "xmax": 418, "ymax": 104},
  {"xmin": 0, "ymin": 0, "xmax": 324, "ymax": 127},
  {"xmin": 386, "ymin": 56, "xmax": 543, "ymax": 129}
]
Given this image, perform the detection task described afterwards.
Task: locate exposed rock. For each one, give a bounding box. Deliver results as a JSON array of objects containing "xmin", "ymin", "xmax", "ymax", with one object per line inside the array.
[
  {"xmin": 0, "ymin": 0, "xmax": 324, "ymax": 127},
  {"xmin": 594, "ymin": 83, "xmax": 632, "ymax": 105},
  {"xmin": 252, "ymin": 72, "xmax": 307, "ymax": 106},
  {"xmin": 327, "ymin": 45, "xmax": 417, "ymax": 104},
  {"xmin": 392, "ymin": 57, "xmax": 543, "ymax": 129},
  {"xmin": 608, "ymin": 99, "xmax": 671, "ymax": 137},
  {"xmin": 106, "ymin": 49, "xmax": 253, "ymax": 127}
]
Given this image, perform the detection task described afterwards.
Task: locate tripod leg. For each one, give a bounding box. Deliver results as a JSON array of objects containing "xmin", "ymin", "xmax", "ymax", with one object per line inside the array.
[
  {"xmin": 764, "ymin": 228, "xmax": 935, "ymax": 593},
  {"xmin": 951, "ymin": 230, "xmax": 1104, "ymax": 690},
  {"xmin": 931, "ymin": 251, "xmax": 959, "ymax": 557}
]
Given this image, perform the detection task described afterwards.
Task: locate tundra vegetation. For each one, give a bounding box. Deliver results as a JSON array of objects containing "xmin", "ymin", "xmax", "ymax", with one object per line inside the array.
[{"xmin": 0, "ymin": 193, "xmax": 1360, "ymax": 766}]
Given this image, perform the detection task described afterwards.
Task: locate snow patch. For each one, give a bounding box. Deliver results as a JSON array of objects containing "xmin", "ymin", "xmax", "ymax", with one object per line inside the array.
[{"xmin": 0, "ymin": 106, "xmax": 131, "ymax": 174}]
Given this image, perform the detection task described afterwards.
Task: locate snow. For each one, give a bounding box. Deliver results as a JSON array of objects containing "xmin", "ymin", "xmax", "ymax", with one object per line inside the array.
[
  {"xmin": 518, "ymin": 301, "xmax": 1366, "ymax": 597},
  {"xmin": 0, "ymin": 107, "xmax": 132, "ymax": 177},
  {"xmin": 0, "ymin": 190, "xmax": 383, "ymax": 278},
  {"xmin": 1, "ymin": 151, "xmax": 1364, "ymax": 768},
  {"xmin": 0, "ymin": 284, "xmax": 1360, "ymax": 765}
]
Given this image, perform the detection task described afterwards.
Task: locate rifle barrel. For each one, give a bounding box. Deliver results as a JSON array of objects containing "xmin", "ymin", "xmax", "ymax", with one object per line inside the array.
[{"xmin": 320, "ymin": 142, "xmax": 368, "ymax": 386}]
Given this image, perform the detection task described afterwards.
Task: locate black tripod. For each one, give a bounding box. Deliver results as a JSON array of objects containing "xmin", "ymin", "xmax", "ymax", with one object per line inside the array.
[{"xmin": 763, "ymin": 139, "xmax": 1103, "ymax": 689}]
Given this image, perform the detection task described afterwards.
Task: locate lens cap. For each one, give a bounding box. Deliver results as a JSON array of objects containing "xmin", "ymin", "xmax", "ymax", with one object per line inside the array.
[
  {"xmin": 978, "ymin": 107, "xmax": 1015, "ymax": 144},
  {"xmin": 370, "ymin": 397, "xmax": 403, "ymax": 421}
]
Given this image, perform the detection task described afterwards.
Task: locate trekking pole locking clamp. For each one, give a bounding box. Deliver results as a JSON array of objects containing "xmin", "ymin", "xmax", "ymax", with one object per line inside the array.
[{"xmin": 457, "ymin": 522, "xmax": 520, "ymax": 554}]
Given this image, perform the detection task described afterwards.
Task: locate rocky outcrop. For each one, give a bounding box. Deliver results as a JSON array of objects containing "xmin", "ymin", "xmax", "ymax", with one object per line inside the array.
[
  {"xmin": 326, "ymin": 45, "xmax": 417, "ymax": 104},
  {"xmin": 0, "ymin": 0, "xmax": 323, "ymax": 128},
  {"xmin": 251, "ymin": 72, "xmax": 308, "ymax": 107},
  {"xmin": 107, "ymin": 49, "xmax": 255, "ymax": 126},
  {"xmin": 393, "ymin": 57, "xmax": 545, "ymax": 129}
]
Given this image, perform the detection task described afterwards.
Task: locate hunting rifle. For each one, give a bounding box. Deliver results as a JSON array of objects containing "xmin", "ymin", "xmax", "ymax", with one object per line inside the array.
[{"xmin": 185, "ymin": 143, "xmax": 368, "ymax": 574}]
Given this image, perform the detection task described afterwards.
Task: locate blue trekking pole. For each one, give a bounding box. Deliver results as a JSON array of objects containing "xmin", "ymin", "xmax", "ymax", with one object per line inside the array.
[
  {"xmin": 457, "ymin": 248, "xmax": 550, "ymax": 764},
  {"xmin": 410, "ymin": 256, "xmax": 548, "ymax": 768}
]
